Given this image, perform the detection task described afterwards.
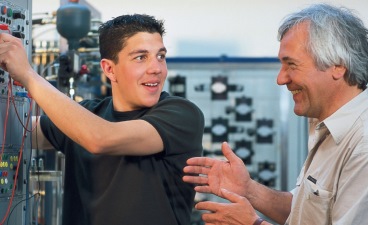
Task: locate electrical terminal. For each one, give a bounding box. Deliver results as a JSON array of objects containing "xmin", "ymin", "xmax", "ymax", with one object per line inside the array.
[
  {"xmin": 13, "ymin": 80, "xmax": 23, "ymax": 87},
  {"xmin": 14, "ymin": 91, "xmax": 28, "ymax": 98}
]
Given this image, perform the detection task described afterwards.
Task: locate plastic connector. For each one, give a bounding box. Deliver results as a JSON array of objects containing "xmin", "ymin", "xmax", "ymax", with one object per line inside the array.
[
  {"xmin": 15, "ymin": 91, "xmax": 28, "ymax": 98},
  {"xmin": 13, "ymin": 80, "xmax": 23, "ymax": 87}
]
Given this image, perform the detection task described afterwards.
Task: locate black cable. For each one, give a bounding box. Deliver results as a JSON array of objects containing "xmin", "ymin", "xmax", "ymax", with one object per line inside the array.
[{"xmin": 6, "ymin": 193, "xmax": 40, "ymax": 225}]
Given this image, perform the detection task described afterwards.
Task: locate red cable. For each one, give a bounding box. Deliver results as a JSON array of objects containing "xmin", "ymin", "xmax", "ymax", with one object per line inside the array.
[
  {"xmin": 0, "ymin": 79, "xmax": 13, "ymax": 224},
  {"xmin": 0, "ymin": 79, "xmax": 12, "ymax": 164}
]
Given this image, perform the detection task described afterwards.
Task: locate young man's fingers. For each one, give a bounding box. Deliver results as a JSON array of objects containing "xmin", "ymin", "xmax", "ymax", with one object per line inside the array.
[{"xmin": 0, "ymin": 33, "xmax": 22, "ymax": 47}]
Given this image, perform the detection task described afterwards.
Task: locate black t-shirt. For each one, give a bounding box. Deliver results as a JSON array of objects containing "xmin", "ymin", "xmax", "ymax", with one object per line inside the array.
[{"xmin": 40, "ymin": 92, "xmax": 204, "ymax": 225}]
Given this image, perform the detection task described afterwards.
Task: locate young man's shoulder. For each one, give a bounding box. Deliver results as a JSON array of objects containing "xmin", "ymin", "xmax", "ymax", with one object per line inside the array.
[
  {"xmin": 79, "ymin": 97, "xmax": 112, "ymax": 111},
  {"xmin": 159, "ymin": 91, "xmax": 195, "ymax": 103},
  {"xmin": 158, "ymin": 92, "xmax": 202, "ymax": 112}
]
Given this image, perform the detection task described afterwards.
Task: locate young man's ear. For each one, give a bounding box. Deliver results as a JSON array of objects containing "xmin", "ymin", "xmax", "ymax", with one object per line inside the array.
[
  {"xmin": 100, "ymin": 59, "xmax": 117, "ymax": 82},
  {"xmin": 332, "ymin": 65, "xmax": 347, "ymax": 80}
]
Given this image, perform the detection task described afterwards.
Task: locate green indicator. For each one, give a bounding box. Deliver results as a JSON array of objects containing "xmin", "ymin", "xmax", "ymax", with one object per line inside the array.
[{"xmin": 7, "ymin": 8, "xmax": 12, "ymax": 17}]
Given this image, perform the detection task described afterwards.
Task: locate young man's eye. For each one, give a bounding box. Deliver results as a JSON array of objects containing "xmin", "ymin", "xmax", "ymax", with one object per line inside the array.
[{"xmin": 157, "ymin": 54, "xmax": 166, "ymax": 60}]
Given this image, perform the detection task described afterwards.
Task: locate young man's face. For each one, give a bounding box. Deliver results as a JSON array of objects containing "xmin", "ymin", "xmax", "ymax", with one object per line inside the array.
[
  {"xmin": 110, "ymin": 32, "xmax": 168, "ymax": 111},
  {"xmin": 276, "ymin": 22, "xmax": 338, "ymax": 121}
]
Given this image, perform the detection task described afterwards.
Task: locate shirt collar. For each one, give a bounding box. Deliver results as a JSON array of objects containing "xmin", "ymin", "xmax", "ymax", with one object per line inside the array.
[{"xmin": 323, "ymin": 89, "xmax": 368, "ymax": 144}]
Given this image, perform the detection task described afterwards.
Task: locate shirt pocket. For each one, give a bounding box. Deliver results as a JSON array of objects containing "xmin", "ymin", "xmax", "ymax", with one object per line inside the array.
[{"xmin": 301, "ymin": 178, "xmax": 334, "ymax": 225}]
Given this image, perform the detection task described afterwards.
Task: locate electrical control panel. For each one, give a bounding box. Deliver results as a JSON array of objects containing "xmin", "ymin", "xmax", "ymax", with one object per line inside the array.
[
  {"xmin": 0, "ymin": 0, "xmax": 32, "ymax": 97},
  {"xmin": 168, "ymin": 58, "xmax": 283, "ymax": 186},
  {"xmin": 0, "ymin": 0, "xmax": 32, "ymax": 225},
  {"xmin": 166, "ymin": 57, "xmax": 308, "ymax": 224}
]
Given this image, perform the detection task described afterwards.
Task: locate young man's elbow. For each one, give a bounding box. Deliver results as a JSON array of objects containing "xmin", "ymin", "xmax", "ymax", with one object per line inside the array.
[
  {"xmin": 84, "ymin": 135, "xmax": 107, "ymax": 155},
  {"xmin": 87, "ymin": 144, "xmax": 104, "ymax": 155}
]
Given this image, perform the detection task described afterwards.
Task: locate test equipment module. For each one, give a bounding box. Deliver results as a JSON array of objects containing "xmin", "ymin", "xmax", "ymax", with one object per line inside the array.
[{"xmin": 0, "ymin": 0, "xmax": 32, "ymax": 224}]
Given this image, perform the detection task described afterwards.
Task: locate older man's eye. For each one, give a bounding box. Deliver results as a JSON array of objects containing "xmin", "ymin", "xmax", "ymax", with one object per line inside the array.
[{"xmin": 288, "ymin": 62, "xmax": 297, "ymax": 69}]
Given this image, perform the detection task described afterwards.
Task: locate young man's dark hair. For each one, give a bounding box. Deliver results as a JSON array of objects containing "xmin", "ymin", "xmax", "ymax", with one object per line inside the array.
[{"xmin": 99, "ymin": 14, "xmax": 166, "ymax": 63}]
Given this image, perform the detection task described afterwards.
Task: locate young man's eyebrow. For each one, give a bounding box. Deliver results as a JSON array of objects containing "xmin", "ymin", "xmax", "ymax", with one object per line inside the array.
[
  {"xmin": 128, "ymin": 47, "xmax": 167, "ymax": 56},
  {"xmin": 159, "ymin": 47, "xmax": 167, "ymax": 53},
  {"xmin": 128, "ymin": 49, "xmax": 149, "ymax": 56}
]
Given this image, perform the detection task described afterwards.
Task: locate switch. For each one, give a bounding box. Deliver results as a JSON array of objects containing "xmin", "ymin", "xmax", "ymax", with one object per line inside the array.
[
  {"xmin": 6, "ymin": 8, "xmax": 12, "ymax": 18},
  {"xmin": 12, "ymin": 10, "xmax": 25, "ymax": 20},
  {"xmin": 12, "ymin": 31, "xmax": 24, "ymax": 39},
  {"xmin": 0, "ymin": 23, "xmax": 10, "ymax": 34},
  {"xmin": 1, "ymin": 6, "xmax": 7, "ymax": 15}
]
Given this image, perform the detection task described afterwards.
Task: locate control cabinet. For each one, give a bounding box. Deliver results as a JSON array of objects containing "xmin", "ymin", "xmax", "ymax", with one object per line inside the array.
[
  {"xmin": 166, "ymin": 57, "xmax": 308, "ymax": 191},
  {"xmin": 166, "ymin": 57, "xmax": 308, "ymax": 224},
  {"xmin": 0, "ymin": 0, "xmax": 32, "ymax": 225}
]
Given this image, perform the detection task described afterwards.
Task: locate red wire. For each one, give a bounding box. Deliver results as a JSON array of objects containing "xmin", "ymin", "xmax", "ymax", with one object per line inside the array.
[
  {"xmin": 0, "ymin": 79, "xmax": 12, "ymax": 164},
  {"xmin": 11, "ymin": 88, "xmax": 36, "ymax": 132}
]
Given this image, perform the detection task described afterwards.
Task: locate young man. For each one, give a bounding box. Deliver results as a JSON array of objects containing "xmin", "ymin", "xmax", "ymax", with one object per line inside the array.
[
  {"xmin": 0, "ymin": 14, "xmax": 204, "ymax": 225},
  {"xmin": 183, "ymin": 4, "xmax": 368, "ymax": 225}
]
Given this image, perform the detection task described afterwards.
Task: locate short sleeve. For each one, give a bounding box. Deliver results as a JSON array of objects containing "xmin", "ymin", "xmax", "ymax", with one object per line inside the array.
[
  {"xmin": 141, "ymin": 97, "xmax": 204, "ymax": 157},
  {"xmin": 40, "ymin": 115, "xmax": 68, "ymax": 152}
]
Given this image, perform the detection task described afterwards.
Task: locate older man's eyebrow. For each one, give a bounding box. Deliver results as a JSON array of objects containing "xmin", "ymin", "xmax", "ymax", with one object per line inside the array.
[{"xmin": 280, "ymin": 56, "xmax": 301, "ymax": 64}]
